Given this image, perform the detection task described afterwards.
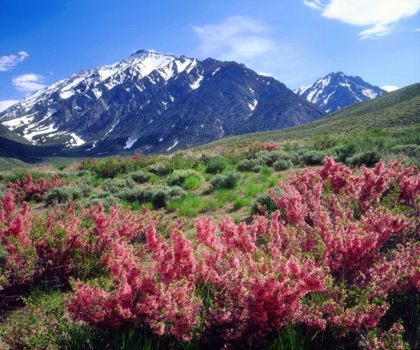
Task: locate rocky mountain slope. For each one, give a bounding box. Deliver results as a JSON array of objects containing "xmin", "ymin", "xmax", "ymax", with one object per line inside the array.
[
  {"xmin": 295, "ymin": 72, "xmax": 387, "ymax": 113},
  {"xmin": 0, "ymin": 50, "xmax": 325, "ymax": 154}
]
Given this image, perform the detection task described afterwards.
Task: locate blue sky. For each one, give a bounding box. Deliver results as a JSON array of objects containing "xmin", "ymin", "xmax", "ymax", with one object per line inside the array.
[{"xmin": 1, "ymin": 0, "xmax": 419, "ymax": 110}]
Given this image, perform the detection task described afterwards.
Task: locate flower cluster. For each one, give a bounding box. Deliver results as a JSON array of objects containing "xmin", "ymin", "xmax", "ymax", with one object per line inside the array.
[
  {"xmin": 0, "ymin": 193, "xmax": 153, "ymax": 297},
  {"xmin": 247, "ymin": 141, "xmax": 281, "ymax": 155},
  {"xmin": 7, "ymin": 173, "xmax": 69, "ymax": 202}
]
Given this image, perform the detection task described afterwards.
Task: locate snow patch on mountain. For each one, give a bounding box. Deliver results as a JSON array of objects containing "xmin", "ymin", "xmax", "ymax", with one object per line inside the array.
[{"xmin": 124, "ymin": 137, "xmax": 138, "ymax": 149}]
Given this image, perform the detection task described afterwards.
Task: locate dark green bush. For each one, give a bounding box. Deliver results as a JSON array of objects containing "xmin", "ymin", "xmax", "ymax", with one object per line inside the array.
[
  {"xmin": 101, "ymin": 178, "xmax": 135, "ymax": 194},
  {"xmin": 346, "ymin": 150, "xmax": 381, "ymax": 167},
  {"xmin": 117, "ymin": 185, "xmax": 186, "ymax": 208},
  {"xmin": 85, "ymin": 194, "xmax": 119, "ymax": 210},
  {"xmin": 45, "ymin": 186, "xmax": 83, "ymax": 206},
  {"xmin": 210, "ymin": 172, "xmax": 241, "ymax": 190},
  {"xmin": 273, "ymin": 159, "xmax": 293, "ymax": 171},
  {"xmin": 251, "ymin": 192, "xmax": 277, "ymax": 215},
  {"xmin": 255, "ymin": 150, "xmax": 291, "ymax": 167},
  {"xmin": 251, "ymin": 165, "xmax": 262, "ymax": 173},
  {"xmin": 0, "ymin": 244, "xmax": 8, "ymax": 268},
  {"xmin": 298, "ymin": 149, "xmax": 326, "ymax": 165},
  {"xmin": 238, "ymin": 159, "xmax": 262, "ymax": 171},
  {"xmin": 167, "ymin": 169, "xmax": 204, "ymax": 187},
  {"xmin": 127, "ymin": 171, "xmax": 152, "ymax": 184},
  {"xmin": 146, "ymin": 163, "xmax": 172, "ymax": 176},
  {"xmin": 206, "ymin": 156, "xmax": 227, "ymax": 174}
]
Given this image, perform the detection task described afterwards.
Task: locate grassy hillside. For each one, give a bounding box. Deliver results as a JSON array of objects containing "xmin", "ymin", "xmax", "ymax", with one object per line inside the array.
[{"xmin": 200, "ymin": 83, "xmax": 420, "ymax": 149}]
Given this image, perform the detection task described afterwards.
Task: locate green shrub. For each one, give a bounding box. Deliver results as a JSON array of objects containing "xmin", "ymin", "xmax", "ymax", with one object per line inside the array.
[
  {"xmin": 200, "ymin": 153, "xmax": 212, "ymax": 165},
  {"xmin": 211, "ymin": 171, "xmax": 241, "ymax": 190},
  {"xmin": 346, "ymin": 150, "xmax": 381, "ymax": 167},
  {"xmin": 238, "ymin": 159, "xmax": 261, "ymax": 171},
  {"xmin": 206, "ymin": 157, "xmax": 227, "ymax": 174},
  {"xmin": 167, "ymin": 193, "xmax": 204, "ymax": 217},
  {"xmin": 390, "ymin": 144, "xmax": 420, "ymax": 157},
  {"xmin": 0, "ymin": 244, "xmax": 8, "ymax": 267},
  {"xmin": 127, "ymin": 171, "xmax": 152, "ymax": 184},
  {"xmin": 145, "ymin": 186, "xmax": 186, "ymax": 208},
  {"xmin": 167, "ymin": 169, "xmax": 204, "ymax": 187},
  {"xmin": 233, "ymin": 197, "xmax": 247, "ymax": 210},
  {"xmin": 78, "ymin": 184, "xmax": 93, "ymax": 197},
  {"xmin": 45, "ymin": 186, "xmax": 84, "ymax": 206},
  {"xmin": 146, "ymin": 163, "xmax": 172, "ymax": 176},
  {"xmin": 273, "ymin": 159, "xmax": 293, "ymax": 171},
  {"xmin": 328, "ymin": 143, "xmax": 357, "ymax": 163},
  {"xmin": 116, "ymin": 185, "xmax": 186, "ymax": 208},
  {"xmin": 166, "ymin": 152, "xmax": 199, "ymax": 171},
  {"xmin": 77, "ymin": 170, "xmax": 90, "ymax": 177},
  {"xmin": 116, "ymin": 188, "xmax": 140, "ymax": 202},
  {"xmin": 260, "ymin": 166, "xmax": 273, "ymax": 177},
  {"xmin": 101, "ymin": 178, "xmax": 135, "ymax": 194},
  {"xmin": 0, "ymin": 184, "xmax": 6, "ymax": 198},
  {"xmin": 0, "ymin": 171, "xmax": 52, "ymax": 184},
  {"xmin": 255, "ymin": 150, "xmax": 291, "ymax": 167},
  {"xmin": 85, "ymin": 194, "xmax": 119, "ymax": 210},
  {"xmin": 251, "ymin": 192, "xmax": 277, "ymax": 215},
  {"xmin": 298, "ymin": 149, "xmax": 326, "ymax": 165},
  {"xmin": 309, "ymin": 134, "xmax": 338, "ymax": 150},
  {"xmin": 251, "ymin": 165, "xmax": 262, "ymax": 173},
  {"xmin": 183, "ymin": 176, "xmax": 202, "ymax": 190}
]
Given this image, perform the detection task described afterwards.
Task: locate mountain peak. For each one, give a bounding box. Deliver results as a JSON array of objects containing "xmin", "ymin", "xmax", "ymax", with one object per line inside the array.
[
  {"xmin": 131, "ymin": 49, "xmax": 160, "ymax": 56},
  {"xmin": 295, "ymin": 72, "xmax": 387, "ymax": 113},
  {"xmin": 0, "ymin": 50, "xmax": 325, "ymax": 154}
]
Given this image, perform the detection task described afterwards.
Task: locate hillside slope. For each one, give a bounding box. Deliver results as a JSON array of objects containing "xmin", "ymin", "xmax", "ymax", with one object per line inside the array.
[{"xmin": 201, "ymin": 83, "xmax": 420, "ymax": 149}]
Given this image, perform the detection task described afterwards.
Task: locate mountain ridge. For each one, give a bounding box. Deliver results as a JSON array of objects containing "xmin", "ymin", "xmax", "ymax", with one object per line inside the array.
[
  {"xmin": 294, "ymin": 72, "xmax": 387, "ymax": 113},
  {"xmin": 0, "ymin": 50, "xmax": 325, "ymax": 154}
]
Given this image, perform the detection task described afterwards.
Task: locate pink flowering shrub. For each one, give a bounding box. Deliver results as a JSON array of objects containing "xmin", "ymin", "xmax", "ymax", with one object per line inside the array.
[
  {"xmin": 0, "ymin": 192, "xmax": 153, "ymax": 298},
  {"xmin": 363, "ymin": 321, "xmax": 410, "ymax": 350},
  {"xmin": 269, "ymin": 157, "xmax": 419, "ymax": 336},
  {"xmin": 7, "ymin": 173, "xmax": 69, "ymax": 202},
  {"xmin": 261, "ymin": 141, "xmax": 281, "ymax": 151},
  {"xmin": 210, "ymin": 146, "xmax": 225, "ymax": 153},
  {"xmin": 247, "ymin": 141, "xmax": 281, "ymax": 155},
  {"xmin": 66, "ymin": 157, "xmax": 418, "ymax": 347},
  {"xmin": 2, "ymin": 157, "xmax": 418, "ymax": 348}
]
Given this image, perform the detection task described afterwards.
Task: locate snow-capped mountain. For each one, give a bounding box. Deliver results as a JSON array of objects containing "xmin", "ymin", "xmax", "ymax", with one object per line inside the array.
[
  {"xmin": 294, "ymin": 72, "xmax": 387, "ymax": 113},
  {"xmin": 0, "ymin": 50, "xmax": 325, "ymax": 154}
]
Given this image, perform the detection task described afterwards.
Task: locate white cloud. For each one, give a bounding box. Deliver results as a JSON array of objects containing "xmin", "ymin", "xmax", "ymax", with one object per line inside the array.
[
  {"xmin": 0, "ymin": 51, "xmax": 29, "ymax": 72},
  {"xmin": 415, "ymin": 28, "xmax": 420, "ymax": 31},
  {"xmin": 303, "ymin": 0, "xmax": 420, "ymax": 39},
  {"xmin": 12, "ymin": 73, "xmax": 46, "ymax": 93},
  {"xmin": 191, "ymin": 16, "xmax": 312, "ymax": 88},
  {"xmin": 0, "ymin": 100, "xmax": 19, "ymax": 113},
  {"xmin": 381, "ymin": 85, "xmax": 399, "ymax": 92},
  {"xmin": 258, "ymin": 72, "xmax": 272, "ymax": 77},
  {"xmin": 193, "ymin": 16, "xmax": 277, "ymax": 61},
  {"xmin": 303, "ymin": 0, "xmax": 322, "ymax": 10},
  {"xmin": 359, "ymin": 25, "xmax": 393, "ymax": 39}
]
